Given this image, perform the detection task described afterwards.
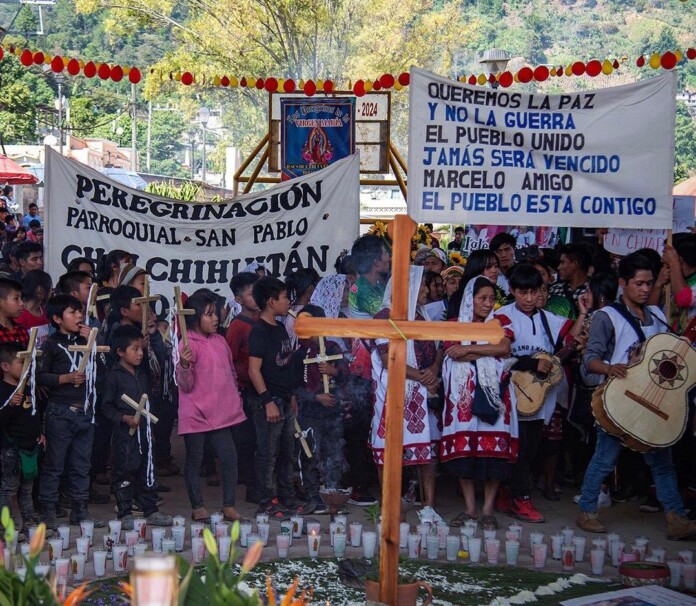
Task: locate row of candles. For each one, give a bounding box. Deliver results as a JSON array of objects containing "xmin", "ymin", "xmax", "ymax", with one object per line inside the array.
[{"xmin": 5, "ymin": 512, "xmax": 696, "ymax": 591}]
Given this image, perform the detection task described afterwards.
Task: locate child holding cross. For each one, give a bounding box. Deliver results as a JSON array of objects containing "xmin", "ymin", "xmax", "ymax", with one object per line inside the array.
[{"xmin": 102, "ymin": 324, "xmax": 172, "ymax": 529}]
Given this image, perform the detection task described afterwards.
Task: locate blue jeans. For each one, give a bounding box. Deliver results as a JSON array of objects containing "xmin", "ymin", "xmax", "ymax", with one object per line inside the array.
[{"xmin": 579, "ymin": 427, "xmax": 684, "ymax": 515}]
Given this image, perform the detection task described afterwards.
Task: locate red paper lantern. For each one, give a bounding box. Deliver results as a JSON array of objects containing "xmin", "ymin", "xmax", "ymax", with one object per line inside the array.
[
  {"xmin": 517, "ymin": 67, "xmax": 533, "ymax": 83},
  {"xmin": 661, "ymin": 51, "xmax": 677, "ymax": 70},
  {"xmin": 499, "ymin": 71, "xmax": 513, "ymax": 88},
  {"xmin": 372, "ymin": 79, "xmax": 381, "ymax": 91},
  {"xmin": 20, "ymin": 49, "xmax": 33, "ymax": 66},
  {"xmin": 488, "ymin": 73, "xmax": 497, "ymax": 84},
  {"xmin": 557, "ymin": 66, "xmax": 564, "ymax": 77},
  {"xmin": 83, "ymin": 61, "xmax": 97, "ymax": 78},
  {"xmin": 240, "ymin": 77, "xmax": 247, "ymax": 87},
  {"xmin": 353, "ymin": 79, "xmax": 365, "ymax": 97},
  {"xmin": 283, "ymin": 78, "xmax": 296, "ymax": 92},
  {"xmin": 323, "ymin": 79, "xmax": 334, "ymax": 93},
  {"xmin": 585, "ymin": 60, "xmax": 602, "ymax": 77},
  {"xmin": 0, "ymin": 48, "xmax": 4, "ymax": 61},
  {"xmin": 264, "ymin": 77, "xmax": 278, "ymax": 92},
  {"xmin": 636, "ymin": 55, "xmax": 646, "ymax": 67},
  {"xmin": 379, "ymin": 73, "xmax": 395, "ymax": 88},
  {"xmin": 397, "ymin": 72, "xmax": 410, "ymax": 86},
  {"xmin": 33, "ymin": 51, "xmax": 44, "ymax": 65},
  {"xmin": 51, "ymin": 55, "xmax": 64, "ymax": 73},
  {"xmin": 97, "ymin": 63, "xmax": 111, "ymax": 80},
  {"xmin": 111, "ymin": 65, "xmax": 124, "ymax": 82},
  {"xmin": 304, "ymin": 79, "xmax": 317, "ymax": 96},
  {"xmin": 571, "ymin": 61, "xmax": 586, "ymax": 76},
  {"xmin": 67, "ymin": 59, "xmax": 80, "ymax": 76},
  {"xmin": 128, "ymin": 67, "xmax": 142, "ymax": 84},
  {"xmin": 612, "ymin": 59, "xmax": 620, "ymax": 69},
  {"xmin": 181, "ymin": 72, "xmax": 194, "ymax": 85},
  {"xmin": 255, "ymin": 78, "xmax": 265, "ymax": 90},
  {"xmin": 687, "ymin": 48, "xmax": 696, "ymax": 61},
  {"xmin": 221, "ymin": 76, "xmax": 230, "ymax": 87},
  {"xmin": 533, "ymin": 65, "xmax": 549, "ymax": 81}
]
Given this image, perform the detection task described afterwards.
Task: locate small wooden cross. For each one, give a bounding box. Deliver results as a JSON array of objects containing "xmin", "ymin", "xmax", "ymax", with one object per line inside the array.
[
  {"xmin": 293, "ymin": 418, "xmax": 313, "ymax": 459},
  {"xmin": 294, "ymin": 215, "xmax": 504, "ymax": 606},
  {"xmin": 133, "ymin": 275, "xmax": 160, "ymax": 337},
  {"xmin": 85, "ymin": 283, "xmax": 99, "ymax": 320},
  {"xmin": 121, "ymin": 394, "xmax": 159, "ymax": 436},
  {"xmin": 17, "ymin": 327, "xmax": 42, "ymax": 394},
  {"xmin": 301, "ymin": 334, "xmax": 343, "ymax": 394},
  {"xmin": 68, "ymin": 328, "xmax": 110, "ymax": 374},
  {"xmin": 174, "ymin": 286, "xmax": 195, "ymax": 348}
]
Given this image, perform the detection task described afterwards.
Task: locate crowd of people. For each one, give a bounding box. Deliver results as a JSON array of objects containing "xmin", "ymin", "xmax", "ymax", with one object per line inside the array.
[{"xmin": 1, "ymin": 211, "xmax": 696, "ymax": 545}]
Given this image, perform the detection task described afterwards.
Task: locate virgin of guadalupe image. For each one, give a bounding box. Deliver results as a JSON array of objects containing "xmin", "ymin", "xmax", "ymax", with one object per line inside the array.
[{"xmin": 302, "ymin": 126, "xmax": 334, "ymax": 165}]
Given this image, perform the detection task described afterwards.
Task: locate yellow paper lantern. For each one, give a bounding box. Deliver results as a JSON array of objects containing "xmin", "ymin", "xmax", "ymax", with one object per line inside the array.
[
  {"xmin": 550, "ymin": 67, "xmax": 557, "ymax": 76},
  {"xmin": 676, "ymin": 50, "xmax": 684, "ymax": 62},
  {"xmin": 649, "ymin": 53, "xmax": 661, "ymax": 69},
  {"xmin": 316, "ymin": 79, "xmax": 324, "ymax": 90},
  {"xmin": 174, "ymin": 72, "xmax": 182, "ymax": 81},
  {"xmin": 278, "ymin": 78, "xmax": 284, "ymax": 89},
  {"xmin": 365, "ymin": 80, "xmax": 373, "ymax": 92},
  {"xmin": 394, "ymin": 81, "xmax": 403, "ymax": 91},
  {"xmin": 476, "ymin": 73, "xmax": 486, "ymax": 85},
  {"xmin": 247, "ymin": 77, "xmax": 256, "ymax": 87},
  {"xmin": 44, "ymin": 55, "xmax": 52, "ymax": 65},
  {"xmin": 230, "ymin": 76, "xmax": 239, "ymax": 87},
  {"xmin": 213, "ymin": 75, "xmax": 221, "ymax": 86},
  {"xmin": 124, "ymin": 66, "xmax": 131, "ymax": 75},
  {"xmin": 514, "ymin": 73, "xmax": 520, "ymax": 83},
  {"xmin": 601, "ymin": 59, "xmax": 613, "ymax": 74},
  {"xmin": 565, "ymin": 65, "xmax": 573, "ymax": 76}
]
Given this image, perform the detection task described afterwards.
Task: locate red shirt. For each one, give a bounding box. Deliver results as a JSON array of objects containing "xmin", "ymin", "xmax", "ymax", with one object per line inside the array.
[
  {"xmin": 0, "ymin": 318, "xmax": 29, "ymax": 347},
  {"xmin": 225, "ymin": 314, "xmax": 258, "ymax": 389},
  {"xmin": 16, "ymin": 309, "xmax": 49, "ymax": 331}
]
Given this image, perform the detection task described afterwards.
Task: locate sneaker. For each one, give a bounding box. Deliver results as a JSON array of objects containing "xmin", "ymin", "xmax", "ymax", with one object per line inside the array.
[
  {"xmin": 283, "ymin": 497, "xmax": 316, "ymax": 516},
  {"xmin": 494, "ymin": 486, "xmax": 513, "ymax": 514},
  {"xmin": 311, "ymin": 497, "xmax": 330, "ymax": 515},
  {"xmin": 348, "ymin": 489, "xmax": 378, "ymax": 507},
  {"xmin": 667, "ymin": 510, "xmax": 696, "ymax": 540},
  {"xmin": 120, "ymin": 514, "xmax": 135, "ymax": 531},
  {"xmin": 576, "ymin": 511, "xmax": 606, "ymax": 533},
  {"xmin": 257, "ymin": 498, "xmax": 292, "ymax": 520},
  {"xmin": 598, "ymin": 489, "xmax": 612, "ymax": 509},
  {"xmin": 573, "ymin": 494, "xmax": 581, "ymax": 504},
  {"xmin": 640, "ymin": 494, "xmax": 662, "ymax": 513},
  {"xmin": 146, "ymin": 511, "xmax": 173, "ymax": 527},
  {"xmin": 509, "ymin": 496, "xmax": 545, "ymax": 523}
]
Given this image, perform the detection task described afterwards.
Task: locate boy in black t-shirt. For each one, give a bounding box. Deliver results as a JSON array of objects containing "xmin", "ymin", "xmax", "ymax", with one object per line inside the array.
[
  {"xmin": 0, "ymin": 342, "xmax": 44, "ymax": 540},
  {"xmin": 248, "ymin": 277, "xmax": 314, "ymax": 519}
]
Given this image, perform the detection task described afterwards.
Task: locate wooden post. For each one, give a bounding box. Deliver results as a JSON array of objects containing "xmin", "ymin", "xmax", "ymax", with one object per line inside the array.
[
  {"xmin": 665, "ymin": 230, "xmax": 674, "ymax": 326},
  {"xmin": 133, "ymin": 276, "xmax": 160, "ymax": 337},
  {"xmin": 293, "ymin": 215, "xmax": 504, "ymax": 605},
  {"xmin": 121, "ymin": 394, "xmax": 159, "ymax": 436},
  {"xmin": 17, "ymin": 327, "xmax": 42, "ymax": 394},
  {"xmin": 174, "ymin": 286, "xmax": 195, "ymax": 348}
]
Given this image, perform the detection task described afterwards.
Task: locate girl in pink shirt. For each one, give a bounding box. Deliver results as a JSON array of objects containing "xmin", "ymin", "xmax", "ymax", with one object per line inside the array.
[{"xmin": 177, "ymin": 290, "xmax": 245, "ymax": 523}]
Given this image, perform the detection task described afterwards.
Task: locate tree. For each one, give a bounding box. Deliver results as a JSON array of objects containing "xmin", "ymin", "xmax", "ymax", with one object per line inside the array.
[{"xmin": 675, "ymin": 102, "xmax": 696, "ymax": 174}]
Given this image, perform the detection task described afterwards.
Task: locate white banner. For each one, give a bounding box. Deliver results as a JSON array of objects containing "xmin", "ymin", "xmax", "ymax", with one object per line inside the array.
[
  {"xmin": 407, "ymin": 67, "xmax": 677, "ymax": 228},
  {"xmin": 44, "ymin": 148, "xmax": 360, "ymax": 300},
  {"xmin": 604, "ymin": 195, "xmax": 695, "ymax": 256}
]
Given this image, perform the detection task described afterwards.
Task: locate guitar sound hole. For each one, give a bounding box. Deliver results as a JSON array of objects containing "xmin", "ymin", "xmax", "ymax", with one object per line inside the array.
[{"xmin": 658, "ymin": 360, "xmax": 678, "ymax": 380}]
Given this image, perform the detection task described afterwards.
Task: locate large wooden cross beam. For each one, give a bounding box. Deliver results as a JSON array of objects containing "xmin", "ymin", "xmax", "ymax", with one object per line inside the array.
[
  {"xmin": 133, "ymin": 275, "xmax": 160, "ymax": 337},
  {"xmin": 295, "ymin": 215, "xmax": 504, "ymax": 605}
]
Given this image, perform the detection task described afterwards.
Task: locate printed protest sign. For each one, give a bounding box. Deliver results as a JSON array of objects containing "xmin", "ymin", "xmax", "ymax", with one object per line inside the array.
[
  {"xmin": 281, "ymin": 97, "xmax": 356, "ymax": 180},
  {"xmin": 407, "ymin": 67, "xmax": 676, "ymax": 228},
  {"xmin": 603, "ymin": 196, "xmax": 694, "ymax": 256},
  {"xmin": 44, "ymin": 148, "xmax": 360, "ymax": 300}
]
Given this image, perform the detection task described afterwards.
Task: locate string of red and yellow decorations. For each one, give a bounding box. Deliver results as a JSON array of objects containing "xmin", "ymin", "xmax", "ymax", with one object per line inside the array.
[{"xmin": 1, "ymin": 42, "xmax": 694, "ymax": 96}]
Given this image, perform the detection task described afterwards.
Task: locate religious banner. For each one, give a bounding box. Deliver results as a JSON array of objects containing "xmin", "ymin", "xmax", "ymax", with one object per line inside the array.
[
  {"xmin": 44, "ymin": 148, "xmax": 360, "ymax": 300},
  {"xmin": 603, "ymin": 195, "xmax": 695, "ymax": 256},
  {"xmin": 407, "ymin": 67, "xmax": 677, "ymax": 228},
  {"xmin": 281, "ymin": 97, "xmax": 356, "ymax": 180}
]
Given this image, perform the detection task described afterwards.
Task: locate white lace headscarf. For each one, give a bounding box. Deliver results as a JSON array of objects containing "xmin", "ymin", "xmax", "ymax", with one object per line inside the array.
[
  {"xmin": 451, "ymin": 277, "xmax": 506, "ymax": 416},
  {"xmin": 379, "ymin": 265, "xmax": 423, "ymax": 368},
  {"xmin": 309, "ymin": 274, "xmax": 348, "ymax": 319}
]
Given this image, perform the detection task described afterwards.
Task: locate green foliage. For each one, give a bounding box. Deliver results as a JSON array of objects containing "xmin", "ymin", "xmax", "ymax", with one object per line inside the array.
[
  {"xmin": 675, "ymin": 103, "xmax": 696, "ymax": 173},
  {"xmin": 145, "ymin": 180, "xmax": 202, "ymax": 200}
]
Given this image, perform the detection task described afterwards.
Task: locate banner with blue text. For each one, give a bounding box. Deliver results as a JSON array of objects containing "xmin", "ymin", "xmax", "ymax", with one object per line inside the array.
[
  {"xmin": 44, "ymin": 148, "xmax": 360, "ymax": 300},
  {"xmin": 407, "ymin": 67, "xmax": 676, "ymax": 228}
]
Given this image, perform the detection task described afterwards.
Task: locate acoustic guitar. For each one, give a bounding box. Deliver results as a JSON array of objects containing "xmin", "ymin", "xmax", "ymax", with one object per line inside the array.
[
  {"xmin": 512, "ymin": 333, "xmax": 583, "ymax": 417},
  {"xmin": 591, "ymin": 332, "xmax": 696, "ymax": 452}
]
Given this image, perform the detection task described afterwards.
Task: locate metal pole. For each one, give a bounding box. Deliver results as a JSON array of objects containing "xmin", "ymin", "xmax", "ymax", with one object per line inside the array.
[
  {"xmin": 146, "ymin": 100, "xmax": 152, "ymax": 172},
  {"xmin": 57, "ymin": 79, "xmax": 63, "ymax": 155},
  {"xmin": 131, "ymin": 84, "xmax": 137, "ymax": 171},
  {"xmin": 201, "ymin": 126, "xmax": 207, "ymax": 183}
]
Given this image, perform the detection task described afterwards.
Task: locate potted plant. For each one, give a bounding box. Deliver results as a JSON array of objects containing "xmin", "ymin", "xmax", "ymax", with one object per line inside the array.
[{"xmin": 364, "ymin": 567, "xmax": 433, "ymax": 606}]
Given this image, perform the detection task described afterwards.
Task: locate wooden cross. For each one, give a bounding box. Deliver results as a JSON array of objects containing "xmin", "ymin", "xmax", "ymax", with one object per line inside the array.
[
  {"xmin": 85, "ymin": 283, "xmax": 99, "ymax": 320},
  {"xmin": 294, "ymin": 215, "xmax": 504, "ymax": 606},
  {"xmin": 68, "ymin": 327, "xmax": 110, "ymax": 375},
  {"xmin": 121, "ymin": 394, "xmax": 159, "ymax": 436},
  {"xmin": 293, "ymin": 418, "xmax": 313, "ymax": 459},
  {"xmin": 17, "ymin": 327, "xmax": 42, "ymax": 394},
  {"xmin": 301, "ymin": 335, "xmax": 343, "ymax": 393},
  {"xmin": 133, "ymin": 275, "xmax": 160, "ymax": 337},
  {"xmin": 174, "ymin": 286, "xmax": 194, "ymax": 348}
]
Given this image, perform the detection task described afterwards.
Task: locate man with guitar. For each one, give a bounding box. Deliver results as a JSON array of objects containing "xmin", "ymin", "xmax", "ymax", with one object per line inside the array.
[
  {"xmin": 494, "ymin": 264, "xmax": 576, "ymax": 523},
  {"xmin": 577, "ymin": 252, "xmax": 696, "ymax": 540}
]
